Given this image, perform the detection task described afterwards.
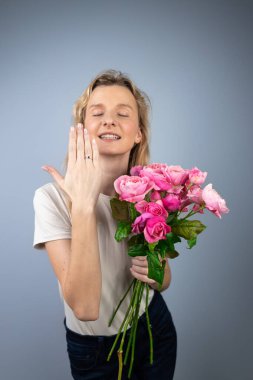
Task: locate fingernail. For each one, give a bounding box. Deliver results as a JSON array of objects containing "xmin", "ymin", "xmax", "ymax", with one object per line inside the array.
[
  {"xmin": 41, "ymin": 166, "xmax": 48, "ymax": 171},
  {"xmin": 92, "ymin": 138, "xmax": 96, "ymax": 144},
  {"xmin": 84, "ymin": 128, "xmax": 88, "ymax": 134},
  {"xmin": 70, "ymin": 126, "xmax": 75, "ymax": 132},
  {"xmin": 77, "ymin": 123, "xmax": 82, "ymax": 129}
]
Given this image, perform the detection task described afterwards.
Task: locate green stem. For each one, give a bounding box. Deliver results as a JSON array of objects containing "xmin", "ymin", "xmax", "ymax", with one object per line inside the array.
[
  {"xmin": 117, "ymin": 281, "xmax": 140, "ymax": 380},
  {"xmin": 123, "ymin": 281, "xmax": 143, "ymax": 368},
  {"xmin": 108, "ymin": 278, "xmax": 135, "ymax": 327},
  {"xmin": 180, "ymin": 210, "xmax": 194, "ymax": 220},
  {"xmin": 145, "ymin": 284, "xmax": 153, "ymax": 364},
  {"xmin": 117, "ymin": 302, "xmax": 136, "ymax": 380},
  {"xmin": 123, "ymin": 322, "xmax": 134, "ymax": 366},
  {"xmin": 128, "ymin": 281, "xmax": 145, "ymax": 379},
  {"xmin": 180, "ymin": 205, "xmax": 205, "ymax": 221},
  {"xmin": 107, "ymin": 279, "xmax": 137, "ymax": 362},
  {"xmin": 123, "ymin": 282, "xmax": 144, "ymax": 367}
]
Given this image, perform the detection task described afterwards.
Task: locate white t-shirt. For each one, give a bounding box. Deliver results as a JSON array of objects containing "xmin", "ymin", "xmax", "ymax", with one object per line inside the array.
[{"xmin": 33, "ymin": 182, "xmax": 154, "ymax": 336}]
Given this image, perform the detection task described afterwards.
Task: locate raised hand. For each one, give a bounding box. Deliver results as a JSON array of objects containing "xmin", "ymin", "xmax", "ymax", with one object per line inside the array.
[{"xmin": 42, "ymin": 123, "xmax": 102, "ymax": 209}]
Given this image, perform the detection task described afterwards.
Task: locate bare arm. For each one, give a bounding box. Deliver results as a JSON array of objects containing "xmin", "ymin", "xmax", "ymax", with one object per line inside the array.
[
  {"xmin": 43, "ymin": 123, "xmax": 102, "ymax": 321},
  {"xmin": 64, "ymin": 206, "xmax": 101, "ymax": 320}
]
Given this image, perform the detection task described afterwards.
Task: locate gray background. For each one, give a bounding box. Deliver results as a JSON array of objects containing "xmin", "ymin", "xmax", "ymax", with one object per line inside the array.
[{"xmin": 0, "ymin": 0, "xmax": 252, "ymax": 379}]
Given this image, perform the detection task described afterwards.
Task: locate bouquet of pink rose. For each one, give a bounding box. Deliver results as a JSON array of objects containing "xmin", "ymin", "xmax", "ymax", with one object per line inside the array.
[{"xmin": 106, "ymin": 163, "xmax": 229, "ymax": 379}]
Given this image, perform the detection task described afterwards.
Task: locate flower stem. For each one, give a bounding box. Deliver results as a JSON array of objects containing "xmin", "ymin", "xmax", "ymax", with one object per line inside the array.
[
  {"xmin": 107, "ymin": 279, "xmax": 137, "ymax": 362},
  {"xmin": 128, "ymin": 281, "xmax": 145, "ymax": 378},
  {"xmin": 123, "ymin": 282, "xmax": 143, "ymax": 367},
  {"xmin": 123, "ymin": 322, "xmax": 134, "ymax": 366},
  {"xmin": 117, "ymin": 281, "xmax": 140, "ymax": 379},
  {"xmin": 108, "ymin": 278, "xmax": 135, "ymax": 327},
  {"xmin": 180, "ymin": 205, "xmax": 205, "ymax": 220},
  {"xmin": 145, "ymin": 284, "xmax": 153, "ymax": 364},
  {"xmin": 107, "ymin": 279, "xmax": 150, "ymax": 380}
]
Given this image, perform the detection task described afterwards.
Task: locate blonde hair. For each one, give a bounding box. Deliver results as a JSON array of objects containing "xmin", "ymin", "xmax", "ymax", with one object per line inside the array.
[{"xmin": 62, "ymin": 69, "xmax": 151, "ymax": 174}]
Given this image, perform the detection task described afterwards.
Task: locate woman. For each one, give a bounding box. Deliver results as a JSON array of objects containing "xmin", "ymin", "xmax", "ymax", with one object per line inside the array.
[{"xmin": 33, "ymin": 69, "xmax": 177, "ymax": 379}]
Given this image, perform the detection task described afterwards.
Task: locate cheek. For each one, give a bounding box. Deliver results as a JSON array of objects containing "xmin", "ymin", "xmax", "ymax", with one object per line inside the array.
[
  {"xmin": 84, "ymin": 117, "xmax": 97, "ymax": 131},
  {"xmin": 124, "ymin": 122, "xmax": 139, "ymax": 136}
]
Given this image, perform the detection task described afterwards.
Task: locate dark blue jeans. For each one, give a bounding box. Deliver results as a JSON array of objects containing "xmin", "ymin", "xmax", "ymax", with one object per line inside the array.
[{"xmin": 63, "ymin": 290, "xmax": 177, "ymax": 380}]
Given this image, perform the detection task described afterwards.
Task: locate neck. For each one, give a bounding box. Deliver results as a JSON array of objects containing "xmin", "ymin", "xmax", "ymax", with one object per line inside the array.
[{"xmin": 99, "ymin": 154, "xmax": 130, "ymax": 196}]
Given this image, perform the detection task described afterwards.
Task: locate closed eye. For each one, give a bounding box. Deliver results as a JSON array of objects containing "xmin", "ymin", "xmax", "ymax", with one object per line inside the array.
[{"xmin": 93, "ymin": 113, "xmax": 128, "ymax": 117}]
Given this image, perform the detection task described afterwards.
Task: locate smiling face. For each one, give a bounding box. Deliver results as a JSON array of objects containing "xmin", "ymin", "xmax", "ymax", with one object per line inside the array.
[{"xmin": 84, "ymin": 85, "xmax": 142, "ymax": 159}]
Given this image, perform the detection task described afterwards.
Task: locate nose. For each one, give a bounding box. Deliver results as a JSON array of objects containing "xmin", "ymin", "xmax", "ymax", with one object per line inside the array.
[
  {"xmin": 102, "ymin": 113, "xmax": 116, "ymax": 127},
  {"xmin": 103, "ymin": 120, "xmax": 115, "ymax": 127}
]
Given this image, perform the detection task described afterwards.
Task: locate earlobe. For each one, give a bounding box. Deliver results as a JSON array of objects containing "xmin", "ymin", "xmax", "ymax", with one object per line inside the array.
[{"xmin": 135, "ymin": 128, "xmax": 142, "ymax": 144}]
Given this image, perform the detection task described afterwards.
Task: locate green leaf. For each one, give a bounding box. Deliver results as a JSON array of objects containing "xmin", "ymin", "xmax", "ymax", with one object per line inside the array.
[
  {"xmin": 167, "ymin": 213, "xmax": 177, "ymax": 224},
  {"xmin": 110, "ymin": 198, "xmax": 130, "ymax": 221},
  {"xmin": 187, "ymin": 236, "xmax": 197, "ymax": 249},
  {"xmin": 171, "ymin": 219, "xmax": 206, "ymax": 240},
  {"xmin": 147, "ymin": 252, "xmax": 165, "ymax": 285},
  {"xmin": 156, "ymin": 240, "xmax": 168, "ymax": 258},
  {"xmin": 127, "ymin": 234, "xmax": 144, "ymax": 247},
  {"xmin": 166, "ymin": 250, "xmax": 179, "ymax": 259},
  {"xmin": 128, "ymin": 244, "xmax": 148, "ymax": 257},
  {"xmin": 166, "ymin": 232, "xmax": 181, "ymax": 244},
  {"xmin": 156, "ymin": 237, "xmax": 180, "ymax": 259},
  {"xmin": 115, "ymin": 221, "xmax": 132, "ymax": 242},
  {"xmin": 128, "ymin": 202, "xmax": 138, "ymax": 222},
  {"xmin": 171, "ymin": 234, "xmax": 182, "ymax": 243},
  {"xmin": 166, "ymin": 236, "xmax": 175, "ymax": 251}
]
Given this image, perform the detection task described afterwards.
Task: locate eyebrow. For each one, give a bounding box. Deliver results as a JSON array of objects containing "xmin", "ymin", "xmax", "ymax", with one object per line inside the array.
[{"xmin": 89, "ymin": 103, "xmax": 133, "ymax": 110}]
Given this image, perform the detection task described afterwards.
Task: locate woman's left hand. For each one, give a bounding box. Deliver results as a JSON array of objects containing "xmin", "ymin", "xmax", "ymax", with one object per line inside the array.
[{"xmin": 130, "ymin": 256, "xmax": 156, "ymax": 285}]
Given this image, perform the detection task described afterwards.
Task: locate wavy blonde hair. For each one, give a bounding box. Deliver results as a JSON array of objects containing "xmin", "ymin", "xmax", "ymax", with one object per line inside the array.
[{"xmin": 62, "ymin": 69, "xmax": 151, "ymax": 174}]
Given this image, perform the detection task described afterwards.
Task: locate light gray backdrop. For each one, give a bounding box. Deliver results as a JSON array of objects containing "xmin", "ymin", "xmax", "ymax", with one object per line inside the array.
[{"xmin": 0, "ymin": 0, "xmax": 252, "ymax": 379}]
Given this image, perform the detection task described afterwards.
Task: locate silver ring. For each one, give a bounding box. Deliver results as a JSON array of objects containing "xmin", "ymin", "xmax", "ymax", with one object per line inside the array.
[{"xmin": 85, "ymin": 154, "xmax": 91, "ymax": 159}]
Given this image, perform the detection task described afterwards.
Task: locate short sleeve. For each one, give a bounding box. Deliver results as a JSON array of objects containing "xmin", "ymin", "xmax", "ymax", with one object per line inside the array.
[{"xmin": 33, "ymin": 187, "xmax": 72, "ymax": 250}]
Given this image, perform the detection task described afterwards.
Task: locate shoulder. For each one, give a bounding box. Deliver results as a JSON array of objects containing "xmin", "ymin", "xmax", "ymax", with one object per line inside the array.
[
  {"xmin": 34, "ymin": 181, "xmax": 61, "ymax": 197},
  {"xmin": 33, "ymin": 182, "xmax": 71, "ymax": 217}
]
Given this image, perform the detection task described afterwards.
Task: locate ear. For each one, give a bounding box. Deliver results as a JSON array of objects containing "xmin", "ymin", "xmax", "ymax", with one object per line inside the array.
[{"xmin": 134, "ymin": 128, "xmax": 142, "ymax": 144}]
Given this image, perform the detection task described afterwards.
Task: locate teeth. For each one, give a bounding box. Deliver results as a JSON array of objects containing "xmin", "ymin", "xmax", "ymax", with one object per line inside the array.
[{"xmin": 100, "ymin": 134, "xmax": 120, "ymax": 140}]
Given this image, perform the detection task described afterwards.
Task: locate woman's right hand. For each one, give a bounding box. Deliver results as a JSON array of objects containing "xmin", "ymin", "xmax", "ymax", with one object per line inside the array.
[{"xmin": 41, "ymin": 123, "xmax": 102, "ymax": 209}]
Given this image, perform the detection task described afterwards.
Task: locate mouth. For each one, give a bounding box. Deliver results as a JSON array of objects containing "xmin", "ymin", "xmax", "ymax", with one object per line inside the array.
[{"xmin": 98, "ymin": 133, "xmax": 121, "ymax": 140}]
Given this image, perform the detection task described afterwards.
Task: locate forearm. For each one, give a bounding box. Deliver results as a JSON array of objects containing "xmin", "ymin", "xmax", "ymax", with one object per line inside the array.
[
  {"xmin": 150, "ymin": 259, "xmax": 171, "ymax": 292},
  {"xmin": 63, "ymin": 205, "xmax": 102, "ymax": 320}
]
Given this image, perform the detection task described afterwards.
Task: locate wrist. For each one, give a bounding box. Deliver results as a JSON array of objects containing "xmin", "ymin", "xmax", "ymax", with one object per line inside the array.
[
  {"xmin": 150, "ymin": 282, "xmax": 163, "ymax": 292},
  {"xmin": 71, "ymin": 202, "xmax": 96, "ymax": 216}
]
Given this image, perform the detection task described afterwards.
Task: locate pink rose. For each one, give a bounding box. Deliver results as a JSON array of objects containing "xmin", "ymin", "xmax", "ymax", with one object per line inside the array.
[
  {"xmin": 114, "ymin": 175, "xmax": 154, "ymax": 203},
  {"xmin": 144, "ymin": 216, "xmax": 171, "ymax": 243},
  {"xmin": 143, "ymin": 163, "xmax": 168, "ymax": 171},
  {"xmin": 135, "ymin": 200, "xmax": 168, "ymax": 218},
  {"xmin": 130, "ymin": 165, "xmax": 143, "ymax": 176},
  {"xmin": 201, "ymin": 184, "xmax": 229, "ymax": 218},
  {"xmin": 188, "ymin": 166, "xmax": 207, "ymax": 185},
  {"xmin": 134, "ymin": 200, "xmax": 148, "ymax": 214},
  {"xmin": 178, "ymin": 193, "xmax": 192, "ymax": 211},
  {"xmin": 140, "ymin": 163, "xmax": 172, "ymax": 191},
  {"xmin": 187, "ymin": 185, "xmax": 203, "ymax": 204},
  {"xmin": 162, "ymin": 165, "xmax": 189, "ymax": 186},
  {"xmin": 150, "ymin": 190, "xmax": 162, "ymax": 202},
  {"xmin": 162, "ymin": 194, "xmax": 181, "ymax": 212},
  {"xmin": 132, "ymin": 212, "xmax": 153, "ymax": 234}
]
